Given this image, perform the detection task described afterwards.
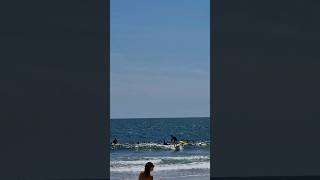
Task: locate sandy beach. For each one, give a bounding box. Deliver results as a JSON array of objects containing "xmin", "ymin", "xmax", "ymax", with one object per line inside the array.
[
  {"xmin": 111, "ymin": 174, "xmax": 209, "ymax": 180},
  {"xmin": 157, "ymin": 175, "xmax": 210, "ymax": 180}
]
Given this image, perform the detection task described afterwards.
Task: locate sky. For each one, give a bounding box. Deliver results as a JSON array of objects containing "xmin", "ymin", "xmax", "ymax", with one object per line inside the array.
[{"xmin": 111, "ymin": 0, "xmax": 210, "ymax": 119}]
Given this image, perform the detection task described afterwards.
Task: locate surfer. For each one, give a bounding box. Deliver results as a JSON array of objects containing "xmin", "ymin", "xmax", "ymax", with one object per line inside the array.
[
  {"xmin": 170, "ymin": 135, "xmax": 178, "ymax": 146},
  {"xmin": 139, "ymin": 162, "xmax": 154, "ymax": 180},
  {"xmin": 112, "ymin": 138, "xmax": 118, "ymax": 144}
]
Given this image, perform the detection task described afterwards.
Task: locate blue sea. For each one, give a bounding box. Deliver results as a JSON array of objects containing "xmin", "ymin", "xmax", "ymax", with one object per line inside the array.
[{"xmin": 110, "ymin": 117, "xmax": 210, "ymax": 180}]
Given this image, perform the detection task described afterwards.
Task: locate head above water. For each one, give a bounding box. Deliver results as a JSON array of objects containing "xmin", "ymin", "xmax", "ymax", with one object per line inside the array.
[{"xmin": 144, "ymin": 162, "xmax": 154, "ymax": 176}]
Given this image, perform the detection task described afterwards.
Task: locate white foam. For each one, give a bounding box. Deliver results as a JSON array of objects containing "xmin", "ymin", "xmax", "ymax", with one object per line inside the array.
[
  {"xmin": 110, "ymin": 161, "xmax": 210, "ymax": 172},
  {"xmin": 111, "ymin": 142, "xmax": 210, "ymax": 150},
  {"xmin": 110, "ymin": 155, "xmax": 210, "ymax": 172},
  {"xmin": 111, "ymin": 159, "xmax": 162, "ymax": 165},
  {"xmin": 111, "ymin": 155, "xmax": 209, "ymax": 164},
  {"xmin": 112, "ymin": 143, "xmax": 176, "ymax": 150},
  {"xmin": 124, "ymin": 155, "xmax": 210, "ymax": 161}
]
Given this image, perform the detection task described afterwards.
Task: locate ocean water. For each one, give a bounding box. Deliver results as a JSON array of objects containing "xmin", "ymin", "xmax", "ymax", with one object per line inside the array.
[{"xmin": 110, "ymin": 117, "xmax": 210, "ymax": 180}]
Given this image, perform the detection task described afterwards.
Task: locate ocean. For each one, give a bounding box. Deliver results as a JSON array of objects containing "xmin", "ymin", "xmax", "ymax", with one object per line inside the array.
[{"xmin": 110, "ymin": 117, "xmax": 210, "ymax": 180}]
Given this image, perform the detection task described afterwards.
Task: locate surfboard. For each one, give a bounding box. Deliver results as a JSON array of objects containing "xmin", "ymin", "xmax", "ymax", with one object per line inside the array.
[{"xmin": 179, "ymin": 140, "xmax": 188, "ymax": 145}]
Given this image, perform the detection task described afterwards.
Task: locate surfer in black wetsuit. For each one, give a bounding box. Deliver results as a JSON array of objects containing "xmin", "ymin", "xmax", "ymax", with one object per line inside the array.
[
  {"xmin": 170, "ymin": 135, "xmax": 177, "ymax": 146},
  {"xmin": 112, "ymin": 138, "xmax": 118, "ymax": 144}
]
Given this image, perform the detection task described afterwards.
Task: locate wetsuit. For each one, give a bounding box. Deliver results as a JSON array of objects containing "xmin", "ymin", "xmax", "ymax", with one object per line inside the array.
[
  {"xmin": 112, "ymin": 138, "xmax": 118, "ymax": 144},
  {"xmin": 171, "ymin": 136, "xmax": 177, "ymax": 143}
]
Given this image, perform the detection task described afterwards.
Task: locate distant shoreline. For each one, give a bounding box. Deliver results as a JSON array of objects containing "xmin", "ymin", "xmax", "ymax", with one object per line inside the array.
[{"xmin": 110, "ymin": 117, "xmax": 210, "ymax": 120}]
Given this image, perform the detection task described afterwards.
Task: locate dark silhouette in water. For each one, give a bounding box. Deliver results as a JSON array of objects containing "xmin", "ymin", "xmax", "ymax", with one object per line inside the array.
[
  {"xmin": 139, "ymin": 162, "xmax": 154, "ymax": 180},
  {"xmin": 112, "ymin": 138, "xmax": 118, "ymax": 144},
  {"xmin": 163, "ymin": 140, "xmax": 169, "ymax": 145}
]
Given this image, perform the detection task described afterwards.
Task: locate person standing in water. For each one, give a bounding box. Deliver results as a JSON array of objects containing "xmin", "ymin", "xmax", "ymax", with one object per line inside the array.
[
  {"xmin": 112, "ymin": 138, "xmax": 118, "ymax": 144},
  {"xmin": 170, "ymin": 135, "xmax": 177, "ymax": 146},
  {"xmin": 139, "ymin": 162, "xmax": 154, "ymax": 180}
]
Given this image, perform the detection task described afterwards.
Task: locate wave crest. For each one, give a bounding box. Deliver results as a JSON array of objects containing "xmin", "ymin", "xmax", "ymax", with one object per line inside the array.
[{"xmin": 111, "ymin": 141, "xmax": 210, "ymax": 151}]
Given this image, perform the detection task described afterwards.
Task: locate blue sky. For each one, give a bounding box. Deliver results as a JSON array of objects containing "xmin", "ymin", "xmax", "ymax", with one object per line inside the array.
[{"xmin": 111, "ymin": 0, "xmax": 210, "ymax": 118}]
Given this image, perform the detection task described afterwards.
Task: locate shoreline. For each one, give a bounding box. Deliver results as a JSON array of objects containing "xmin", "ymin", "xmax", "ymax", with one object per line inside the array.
[
  {"xmin": 160, "ymin": 175, "xmax": 210, "ymax": 180},
  {"xmin": 111, "ymin": 170, "xmax": 210, "ymax": 180},
  {"xmin": 111, "ymin": 175, "xmax": 210, "ymax": 180}
]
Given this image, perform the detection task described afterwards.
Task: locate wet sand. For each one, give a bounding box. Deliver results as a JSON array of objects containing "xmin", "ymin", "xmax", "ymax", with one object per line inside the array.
[
  {"xmin": 111, "ymin": 173, "xmax": 210, "ymax": 180},
  {"xmin": 158, "ymin": 175, "xmax": 210, "ymax": 180}
]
